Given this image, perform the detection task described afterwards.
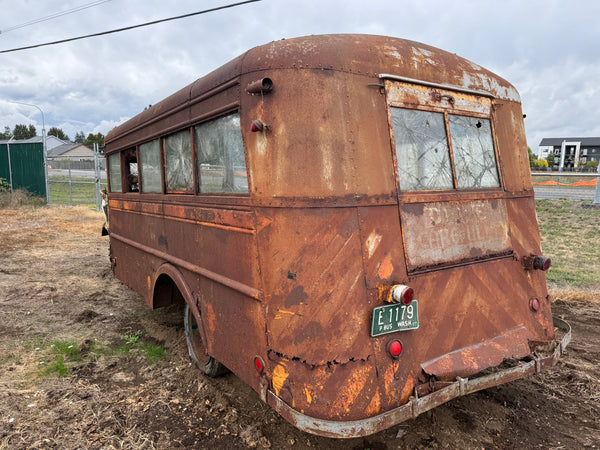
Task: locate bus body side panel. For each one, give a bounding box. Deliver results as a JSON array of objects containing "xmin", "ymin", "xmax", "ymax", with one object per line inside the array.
[{"xmin": 107, "ymin": 197, "xmax": 268, "ymax": 391}]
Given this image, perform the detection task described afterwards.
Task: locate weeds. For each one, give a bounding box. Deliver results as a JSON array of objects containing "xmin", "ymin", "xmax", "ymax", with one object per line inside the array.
[
  {"xmin": 37, "ymin": 339, "xmax": 81, "ymax": 377},
  {"xmin": 117, "ymin": 330, "xmax": 165, "ymax": 364},
  {"xmin": 32, "ymin": 331, "xmax": 164, "ymax": 378},
  {"xmin": 0, "ymin": 189, "xmax": 45, "ymax": 209}
]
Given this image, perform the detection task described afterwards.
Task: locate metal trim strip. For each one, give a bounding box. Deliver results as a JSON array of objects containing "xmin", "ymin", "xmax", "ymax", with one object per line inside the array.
[
  {"xmin": 379, "ymin": 73, "xmax": 495, "ymax": 98},
  {"xmin": 110, "ymin": 232, "xmax": 262, "ymax": 301}
]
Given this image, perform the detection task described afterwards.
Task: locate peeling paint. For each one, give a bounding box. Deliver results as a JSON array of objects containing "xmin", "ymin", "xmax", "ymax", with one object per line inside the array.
[{"xmin": 272, "ymin": 362, "xmax": 289, "ymax": 396}]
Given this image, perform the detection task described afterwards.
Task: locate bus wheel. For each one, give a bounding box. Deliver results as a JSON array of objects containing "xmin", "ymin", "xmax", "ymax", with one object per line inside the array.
[{"xmin": 184, "ymin": 303, "xmax": 228, "ymax": 377}]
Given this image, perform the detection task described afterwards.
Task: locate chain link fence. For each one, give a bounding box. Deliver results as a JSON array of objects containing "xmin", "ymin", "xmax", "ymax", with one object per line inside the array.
[{"xmin": 47, "ymin": 153, "xmax": 106, "ymax": 209}]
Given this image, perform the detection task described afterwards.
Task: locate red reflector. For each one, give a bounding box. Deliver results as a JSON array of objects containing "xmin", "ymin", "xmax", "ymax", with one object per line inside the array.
[
  {"xmin": 254, "ymin": 356, "xmax": 264, "ymax": 373},
  {"xmin": 530, "ymin": 297, "xmax": 540, "ymax": 312},
  {"xmin": 389, "ymin": 340, "xmax": 402, "ymax": 358},
  {"xmin": 251, "ymin": 120, "xmax": 264, "ymax": 132}
]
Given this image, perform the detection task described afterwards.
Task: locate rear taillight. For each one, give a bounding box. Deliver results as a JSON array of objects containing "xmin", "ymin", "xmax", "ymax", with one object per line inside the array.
[
  {"xmin": 533, "ymin": 256, "xmax": 551, "ymax": 271},
  {"xmin": 391, "ymin": 285, "xmax": 414, "ymax": 305},
  {"xmin": 523, "ymin": 255, "xmax": 551, "ymax": 271}
]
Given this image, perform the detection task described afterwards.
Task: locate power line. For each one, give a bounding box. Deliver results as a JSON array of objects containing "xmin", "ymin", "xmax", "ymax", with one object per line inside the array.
[
  {"xmin": 0, "ymin": 0, "xmax": 261, "ymax": 54},
  {"xmin": 0, "ymin": 0, "xmax": 112, "ymax": 34}
]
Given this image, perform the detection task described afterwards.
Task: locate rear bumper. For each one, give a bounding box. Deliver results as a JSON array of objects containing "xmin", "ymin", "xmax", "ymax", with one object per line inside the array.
[{"xmin": 264, "ymin": 317, "xmax": 571, "ymax": 439}]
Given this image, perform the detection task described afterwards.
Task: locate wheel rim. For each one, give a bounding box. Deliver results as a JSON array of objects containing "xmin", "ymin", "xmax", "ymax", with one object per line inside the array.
[{"xmin": 186, "ymin": 306, "xmax": 211, "ymax": 367}]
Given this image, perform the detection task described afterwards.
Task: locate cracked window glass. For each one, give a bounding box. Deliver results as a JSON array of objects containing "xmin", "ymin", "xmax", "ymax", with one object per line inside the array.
[
  {"xmin": 391, "ymin": 107, "xmax": 453, "ymax": 191},
  {"xmin": 196, "ymin": 113, "xmax": 248, "ymax": 194},
  {"xmin": 108, "ymin": 153, "xmax": 122, "ymax": 192},
  {"xmin": 165, "ymin": 130, "xmax": 193, "ymax": 192},
  {"xmin": 449, "ymin": 115, "xmax": 499, "ymax": 189},
  {"xmin": 139, "ymin": 139, "xmax": 161, "ymax": 193}
]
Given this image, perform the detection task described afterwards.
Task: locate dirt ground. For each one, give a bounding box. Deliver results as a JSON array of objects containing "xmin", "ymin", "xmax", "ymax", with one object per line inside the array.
[{"xmin": 0, "ymin": 206, "xmax": 598, "ymax": 449}]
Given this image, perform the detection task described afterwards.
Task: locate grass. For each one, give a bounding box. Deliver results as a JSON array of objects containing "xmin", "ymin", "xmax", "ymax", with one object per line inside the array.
[
  {"xmin": 35, "ymin": 339, "xmax": 82, "ymax": 377},
  {"xmin": 536, "ymin": 199, "xmax": 600, "ymax": 288},
  {"xmin": 28, "ymin": 331, "xmax": 165, "ymax": 378},
  {"xmin": 48, "ymin": 175, "xmax": 107, "ymax": 207}
]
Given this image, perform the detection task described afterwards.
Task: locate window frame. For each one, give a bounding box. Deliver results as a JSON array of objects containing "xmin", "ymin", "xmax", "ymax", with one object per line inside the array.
[
  {"xmin": 195, "ymin": 112, "xmax": 249, "ymax": 195},
  {"xmin": 384, "ymin": 80, "xmax": 503, "ymax": 200}
]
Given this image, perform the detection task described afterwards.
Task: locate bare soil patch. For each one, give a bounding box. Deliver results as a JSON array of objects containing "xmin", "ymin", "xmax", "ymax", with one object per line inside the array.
[{"xmin": 0, "ymin": 206, "xmax": 598, "ymax": 449}]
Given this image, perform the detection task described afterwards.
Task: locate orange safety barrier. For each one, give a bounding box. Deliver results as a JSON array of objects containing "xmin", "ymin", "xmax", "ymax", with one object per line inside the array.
[{"xmin": 533, "ymin": 178, "xmax": 597, "ymax": 186}]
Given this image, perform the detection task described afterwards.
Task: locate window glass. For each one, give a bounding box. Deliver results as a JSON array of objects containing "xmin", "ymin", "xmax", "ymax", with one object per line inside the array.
[
  {"xmin": 391, "ymin": 107, "xmax": 453, "ymax": 191},
  {"xmin": 139, "ymin": 139, "xmax": 162, "ymax": 193},
  {"xmin": 165, "ymin": 130, "xmax": 193, "ymax": 192},
  {"xmin": 449, "ymin": 116, "xmax": 500, "ymax": 189},
  {"xmin": 195, "ymin": 113, "xmax": 248, "ymax": 193},
  {"xmin": 108, "ymin": 153, "xmax": 122, "ymax": 192}
]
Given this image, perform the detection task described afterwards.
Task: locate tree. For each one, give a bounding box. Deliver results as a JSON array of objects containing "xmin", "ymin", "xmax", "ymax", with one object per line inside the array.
[
  {"xmin": 546, "ymin": 152, "xmax": 555, "ymax": 168},
  {"xmin": 74, "ymin": 131, "xmax": 85, "ymax": 144},
  {"xmin": 12, "ymin": 124, "xmax": 37, "ymax": 139},
  {"xmin": 528, "ymin": 146, "xmax": 536, "ymax": 167},
  {"xmin": 0, "ymin": 126, "xmax": 11, "ymax": 140},
  {"xmin": 535, "ymin": 159, "xmax": 548, "ymax": 168},
  {"xmin": 84, "ymin": 132, "xmax": 105, "ymax": 153},
  {"xmin": 48, "ymin": 127, "xmax": 70, "ymax": 141}
]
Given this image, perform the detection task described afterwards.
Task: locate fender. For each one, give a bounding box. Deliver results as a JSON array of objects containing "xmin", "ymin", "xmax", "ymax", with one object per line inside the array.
[{"xmin": 151, "ymin": 263, "xmax": 208, "ymax": 349}]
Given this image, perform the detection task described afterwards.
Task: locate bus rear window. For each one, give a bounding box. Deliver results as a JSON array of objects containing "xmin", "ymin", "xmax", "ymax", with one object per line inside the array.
[
  {"xmin": 391, "ymin": 107, "xmax": 500, "ymax": 191},
  {"xmin": 449, "ymin": 116, "xmax": 499, "ymax": 189}
]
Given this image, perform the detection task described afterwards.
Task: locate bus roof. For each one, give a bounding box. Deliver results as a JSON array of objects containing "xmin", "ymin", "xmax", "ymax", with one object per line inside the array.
[{"xmin": 105, "ymin": 34, "xmax": 519, "ymax": 150}]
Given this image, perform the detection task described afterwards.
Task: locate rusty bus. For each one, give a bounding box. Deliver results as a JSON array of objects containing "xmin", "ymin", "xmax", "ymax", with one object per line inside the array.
[{"xmin": 104, "ymin": 34, "xmax": 570, "ymax": 438}]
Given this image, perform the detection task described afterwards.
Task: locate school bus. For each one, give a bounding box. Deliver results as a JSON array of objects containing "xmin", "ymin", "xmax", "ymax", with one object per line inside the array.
[{"xmin": 104, "ymin": 34, "xmax": 570, "ymax": 438}]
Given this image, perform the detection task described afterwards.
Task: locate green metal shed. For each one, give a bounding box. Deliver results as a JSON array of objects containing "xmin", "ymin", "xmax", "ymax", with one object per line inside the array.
[{"xmin": 0, "ymin": 141, "xmax": 47, "ymax": 198}]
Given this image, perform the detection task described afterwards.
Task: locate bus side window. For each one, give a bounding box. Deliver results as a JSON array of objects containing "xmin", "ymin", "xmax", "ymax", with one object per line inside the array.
[
  {"xmin": 108, "ymin": 152, "xmax": 122, "ymax": 192},
  {"xmin": 165, "ymin": 130, "xmax": 193, "ymax": 193},
  {"xmin": 124, "ymin": 149, "xmax": 139, "ymax": 192},
  {"xmin": 195, "ymin": 113, "xmax": 248, "ymax": 194},
  {"xmin": 139, "ymin": 139, "xmax": 162, "ymax": 193}
]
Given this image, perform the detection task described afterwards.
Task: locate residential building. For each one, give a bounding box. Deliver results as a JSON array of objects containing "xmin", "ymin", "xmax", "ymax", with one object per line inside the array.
[{"xmin": 538, "ymin": 137, "xmax": 600, "ymax": 168}]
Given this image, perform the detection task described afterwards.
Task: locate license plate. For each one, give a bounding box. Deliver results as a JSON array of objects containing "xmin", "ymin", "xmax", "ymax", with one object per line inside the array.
[{"xmin": 371, "ymin": 301, "xmax": 419, "ymax": 337}]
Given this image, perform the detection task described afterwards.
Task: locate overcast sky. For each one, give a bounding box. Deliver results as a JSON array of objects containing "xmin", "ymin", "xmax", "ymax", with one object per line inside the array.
[{"xmin": 1, "ymin": 0, "xmax": 599, "ymax": 154}]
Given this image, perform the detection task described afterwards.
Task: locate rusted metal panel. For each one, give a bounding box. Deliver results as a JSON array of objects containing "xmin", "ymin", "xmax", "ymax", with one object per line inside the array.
[
  {"xmin": 384, "ymin": 80, "xmax": 493, "ymax": 115},
  {"xmin": 399, "ymin": 199, "xmax": 511, "ymax": 271},
  {"xmin": 242, "ymin": 69, "xmax": 397, "ymax": 202},
  {"xmin": 267, "ymin": 318, "xmax": 570, "ymax": 439},
  {"xmin": 257, "ymin": 207, "xmax": 372, "ymax": 366}
]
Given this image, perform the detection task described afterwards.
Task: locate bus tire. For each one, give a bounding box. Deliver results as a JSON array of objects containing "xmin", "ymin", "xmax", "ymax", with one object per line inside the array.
[{"xmin": 184, "ymin": 303, "xmax": 228, "ymax": 377}]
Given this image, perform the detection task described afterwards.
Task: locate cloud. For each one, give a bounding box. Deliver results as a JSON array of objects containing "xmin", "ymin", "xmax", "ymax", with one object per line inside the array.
[{"xmin": 0, "ymin": 0, "xmax": 598, "ymax": 152}]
